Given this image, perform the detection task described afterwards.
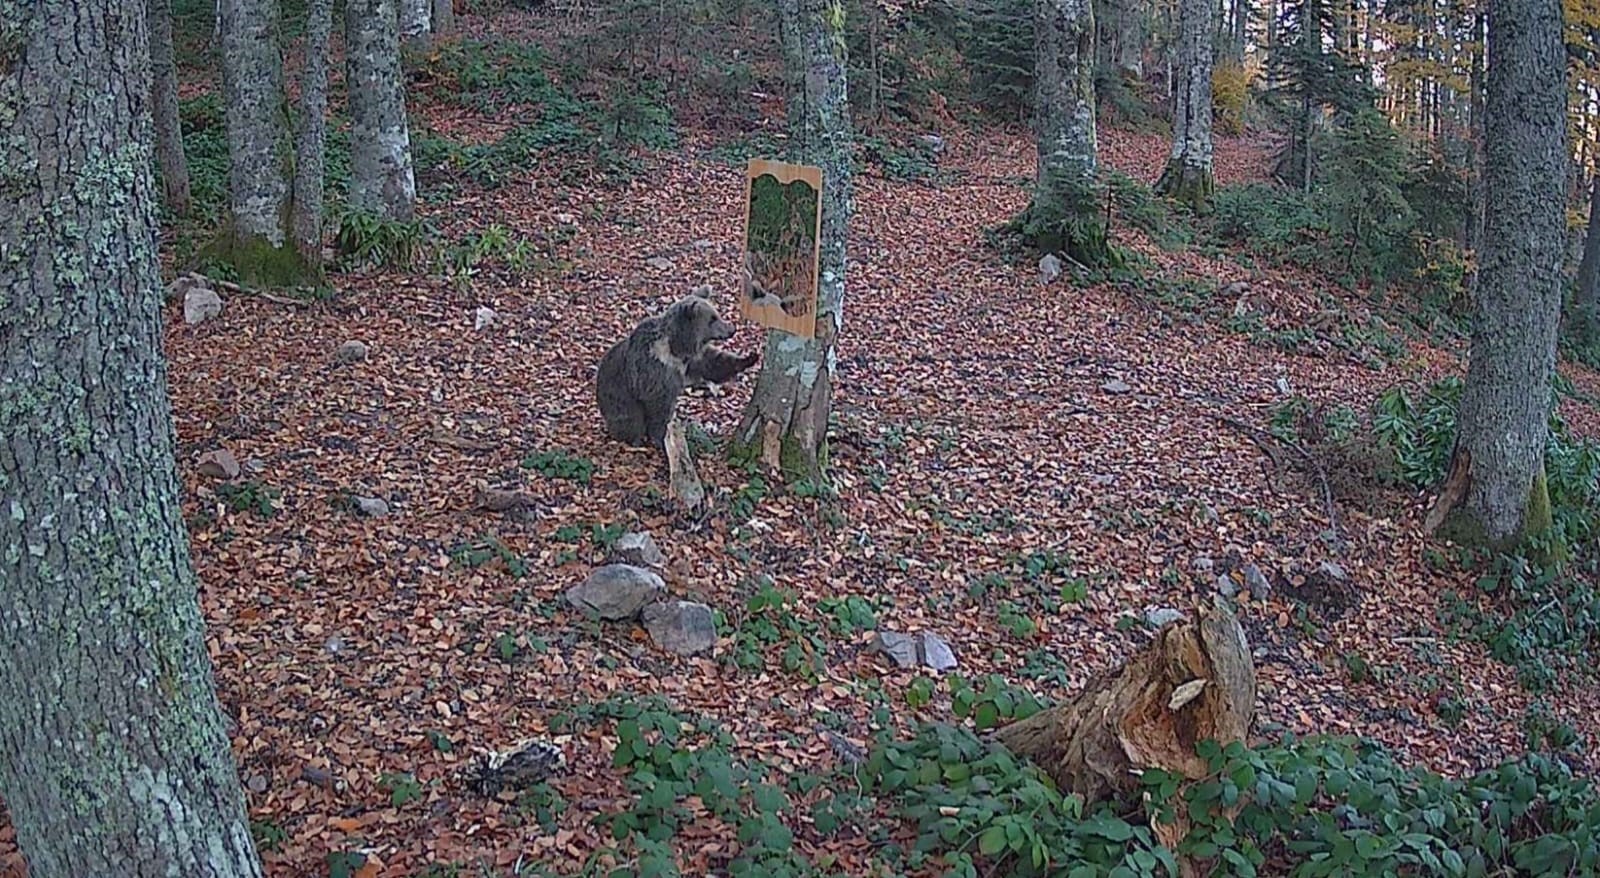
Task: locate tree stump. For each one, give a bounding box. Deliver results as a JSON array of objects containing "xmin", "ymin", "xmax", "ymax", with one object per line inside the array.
[
  {"xmin": 994, "ymin": 596, "xmax": 1256, "ymax": 873},
  {"xmin": 664, "ymin": 417, "xmax": 706, "ymax": 513}
]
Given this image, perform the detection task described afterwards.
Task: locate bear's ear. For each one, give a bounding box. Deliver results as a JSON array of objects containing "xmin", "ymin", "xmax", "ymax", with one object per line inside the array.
[{"xmin": 689, "ymin": 284, "xmax": 714, "ymax": 301}]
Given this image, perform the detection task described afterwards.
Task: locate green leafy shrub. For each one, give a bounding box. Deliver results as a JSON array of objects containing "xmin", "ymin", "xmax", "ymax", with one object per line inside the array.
[{"xmin": 332, "ymin": 209, "xmax": 429, "ymax": 269}]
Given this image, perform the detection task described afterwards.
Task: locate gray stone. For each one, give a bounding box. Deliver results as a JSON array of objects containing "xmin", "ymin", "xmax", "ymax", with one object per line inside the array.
[
  {"xmin": 919, "ymin": 632, "xmax": 958, "ymax": 671},
  {"xmin": 1216, "ymin": 573, "xmax": 1239, "ymax": 598},
  {"xmin": 1038, "ymin": 253, "xmax": 1063, "ymax": 285},
  {"xmin": 474, "ymin": 306, "xmax": 497, "ymax": 330},
  {"xmin": 1274, "ymin": 376, "xmax": 1293, "ymax": 396},
  {"xmin": 1317, "ymin": 560, "xmax": 1349, "ymax": 581},
  {"xmin": 1102, "ymin": 378, "xmax": 1133, "ymax": 395},
  {"xmin": 874, "ymin": 631, "xmax": 920, "ymax": 669},
  {"xmin": 646, "ymin": 256, "xmax": 673, "ymax": 271},
  {"xmin": 336, "ymin": 340, "xmax": 369, "ymax": 363},
  {"xmin": 353, "ymin": 496, "xmax": 390, "ymax": 517},
  {"xmin": 183, "ymin": 286, "xmax": 223, "ymax": 325},
  {"xmin": 641, "ymin": 600, "xmax": 717, "ymax": 656},
  {"xmin": 918, "ymin": 133, "xmax": 945, "ymax": 153},
  {"xmin": 692, "ymin": 238, "xmax": 714, "ymax": 250},
  {"xmin": 1243, "ymin": 563, "xmax": 1273, "ymax": 600},
  {"xmin": 1192, "ymin": 555, "xmax": 1214, "ymax": 574},
  {"xmin": 196, "ymin": 449, "xmax": 241, "ymax": 480},
  {"xmin": 611, "ymin": 531, "xmax": 666, "ymax": 568},
  {"xmin": 565, "ymin": 564, "xmax": 666, "ymax": 621},
  {"xmin": 1145, "ymin": 607, "xmax": 1186, "ymax": 628}
]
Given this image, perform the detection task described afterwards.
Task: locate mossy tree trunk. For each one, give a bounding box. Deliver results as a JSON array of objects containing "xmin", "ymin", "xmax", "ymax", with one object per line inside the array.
[
  {"xmin": 291, "ymin": 0, "xmax": 333, "ymax": 273},
  {"xmin": 1425, "ymin": 0, "xmax": 1568, "ymax": 550},
  {"xmin": 401, "ymin": 0, "xmax": 432, "ymax": 49},
  {"xmin": 1016, "ymin": 0, "xmax": 1110, "ymax": 266},
  {"xmin": 1569, "ymin": 177, "xmax": 1600, "ymax": 347},
  {"xmin": 731, "ymin": 0, "xmax": 853, "ymax": 483},
  {"xmin": 0, "ymin": 2, "xmax": 265, "ymax": 875},
  {"xmin": 148, "ymin": 0, "xmax": 192, "ymax": 215},
  {"xmin": 1154, "ymin": 0, "xmax": 1215, "ymax": 213},
  {"xmin": 217, "ymin": 0, "xmax": 317, "ymax": 286},
  {"xmin": 995, "ymin": 598, "xmax": 1256, "ymax": 877},
  {"xmin": 347, "ymin": 0, "xmax": 417, "ymax": 223}
]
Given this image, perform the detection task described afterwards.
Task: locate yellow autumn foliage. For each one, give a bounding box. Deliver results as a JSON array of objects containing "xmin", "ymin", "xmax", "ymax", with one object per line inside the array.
[{"xmin": 1213, "ymin": 61, "xmax": 1251, "ymax": 136}]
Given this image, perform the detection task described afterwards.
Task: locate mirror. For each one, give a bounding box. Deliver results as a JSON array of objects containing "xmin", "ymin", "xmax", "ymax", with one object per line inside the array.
[{"xmin": 739, "ymin": 158, "xmax": 823, "ymax": 338}]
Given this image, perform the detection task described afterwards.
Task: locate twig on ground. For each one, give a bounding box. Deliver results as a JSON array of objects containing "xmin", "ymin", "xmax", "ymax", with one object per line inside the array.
[
  {"xmin": 1204, "ymin": 410, "xmax": 1345, "ymax": 552},
  {"xmin": 183, "ymin": 271, "xmax": 315, "ymax": 307}
]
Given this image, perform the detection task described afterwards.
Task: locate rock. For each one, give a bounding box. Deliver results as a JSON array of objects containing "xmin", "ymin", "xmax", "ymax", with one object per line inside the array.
[
  {"xmin": 1242, "ymin": 563, "xmax": 1272, "ymax": 600},
  {"xmin": 565, "ymin": 564, "xmax": 666, "ymax": 621},
  {"xmin": 692, "ymin": 238, "xmax": 714, "ymax": 250},
  {"xmin": 1317, "ymin": 560, "xmax": 1348, "ymax": 582},
  {"xmin": 610, "ymin": 531, "xmax": 666, "ymax": 568},
  {"xmin": 1193, "ymin": 555, "xmax": 1214, "ymax": 574},
  {"xmin": 474, "ymin": 306, "xmax": 497, "ymax": 330},
  {"xmin": 918, "ymin": 133, "xmax": 945, "ymax": 153},
  {"xmin": 1144, "ymin": 607, "xmax": 1186, "ymax": 628},
  {"xmin": 247, "ymin": 774, "xmax": 269, "ymax": 794},
  {"xmin": 183, "ymin": 286, "xmax": 223, "ymax": 325},
  {"xmin": 1216, "ymin": 573, "xmax": 1239, "ymax": 598},
  {"xmin": 243, "ymin": 457, "xmax": 267, "ymax": 476},
  {"xmin": 920, "ymin": 632, "xmax": 958, "ymax": 671},
  {"xmin": 324, "ymin": 635, "xmax": 345, "ymax": 655},
  {"xmin": 873, "ymin": 631, "xmax": 920, "ymax": 669},
  {"xmin": 1038, "ymin": 253, "xmax": 1063, "ymax": 285},
  {"xmin": 1223, "ymin": 280, "xmax": 1250, "ymax": 297},
  {"xmin": 646, "ymin": 256, "xmax": 673, "ymax": 271},
  {"xmin": 640, "ymin": 600, "xmax": 717, "ymax": 656},
  {"xmin": 1101, "ymin": 378, "xmax": 1132, "ymax": 395},
  {"xmin": 554, "ymin": 212, "xmax": 576, "ymax": 225},
  {"xmin": 1274, "ymin": 376, "xmax": 1293, "ymax": 396},
  {"xmin": 196, "ymin": 449, "xmax": 241, "ymax": 480},
  {"xmin": 353, "ymin": 496, "xmax": 390, "ymax": 518},
  {"xmin": 335, "ymin": 340, "xmax": 369, "ymax": 363}
]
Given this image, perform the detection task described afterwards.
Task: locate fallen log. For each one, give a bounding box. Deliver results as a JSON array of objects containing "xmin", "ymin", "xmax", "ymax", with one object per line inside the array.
[{"xmin": 994, "ymin": 595, "xmax": 1256, "ymax": 874}]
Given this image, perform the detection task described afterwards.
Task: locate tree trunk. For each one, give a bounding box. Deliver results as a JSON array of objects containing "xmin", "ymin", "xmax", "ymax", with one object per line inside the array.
[
  {"xmin": 217, "ymin": 0, "xmax": 316, "ymax": 285},
  {"xmin": 1426, "ymin": 0, "xmax": 1568, "ymax": 549},
  {"xmin": 0, "ymin": 3, "xmax": 265, "ymax": 876},
  {"xmin": 995, "ymin": 598, "xmax": 1255, "ymax": 874},
  {"xmin": 1463, "ymin": 8, "xmax": 1487, "ymax": 297},
  {"xmin": 431, "ymin": 0, "xmax": 456, "ymax": 40},
  {"xmin": 400, "ymin": 0, "xmax": 431, "ymax": 49},
  {"xmin": 1570, "ymin": 177, "xmax": 1600, "ymax": 347},
  {"xmin": 1019, "ymin": 0, "xmax": 1109, "ymax": 265},
  {"xmin": 347, "ymin": 0, "xmax": 417, "ymax": 222},
  {"xmin": 291, "ymin": 0, "xmax": 333, "ymax": 274},
  {"xmin": 731, "ymin": 0, "xmax": 853, "ymax": 481},
  {"xmin": 1154, "ymin": 0, "xmax": 1214, "ymax": 213},
  {"xmin": 148, "ymin": 0, "xmax": 193, "ymax": 215}
]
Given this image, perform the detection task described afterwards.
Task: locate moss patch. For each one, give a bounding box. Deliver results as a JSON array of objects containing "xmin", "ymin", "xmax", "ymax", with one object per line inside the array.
[{"xmin": 194, "ymin": 230, "xmax": 323, "ymax": 289}]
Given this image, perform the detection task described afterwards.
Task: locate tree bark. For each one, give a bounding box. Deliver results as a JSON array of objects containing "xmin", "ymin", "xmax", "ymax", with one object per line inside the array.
[
  {"xmin": 431, "ymin": 0, "xmax": 456, "ymax": 40},
  {"xmin": 148, "ymin": 0, "xmax": 193, "ymax": 215},
  {"xmin": 1154, "ymin": 0, "xmax": 1215, "ymax": 213},
  {"xmin": 0, "ymin": 3, "xmax": 265, "ymax": 876},
  {"xmin": 400, "ymin": 0, "xmax": 431, "ymax": 50},
  {"xmin": 731, "ymin": 0, "xmax": 853, "ymax": 481},
  {"xmin": 1570, "ymin": 177, "xmax": 1600, "ymax": 346},
  {"xmin": 1020, "ymin": 0, "xmax": 1109, "ymax": 265},
  {"xmin": 347, "ymin": 0, "xmax": 418, "ymax": 222},
  {"xmin": 995, "ymin": 597, "xmax": 1255, "ymax": 874},
  {"xmin": 1427, "ymin": 0, "xmax": 1568, "ymax": 549},
  {"xmin": 291, "ymin": 0, "xmax": 333, "ymax": 273}
]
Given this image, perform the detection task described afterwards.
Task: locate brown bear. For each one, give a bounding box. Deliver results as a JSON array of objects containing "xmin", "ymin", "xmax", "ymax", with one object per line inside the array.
[{"xmin": 594, "ymin": 291, "xmax": 758, "ymax": 452}]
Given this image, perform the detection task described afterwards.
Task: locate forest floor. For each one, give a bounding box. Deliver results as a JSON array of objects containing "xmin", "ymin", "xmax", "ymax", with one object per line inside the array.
[{"xmin": 7, "ymin": 10, "xmax": 1600, "ymax": 878}]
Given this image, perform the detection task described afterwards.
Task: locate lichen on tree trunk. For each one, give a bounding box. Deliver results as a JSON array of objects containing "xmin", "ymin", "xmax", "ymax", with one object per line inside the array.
[
  {"xmin": 0, "ymin": 3, "xmax": 265, "ymax": 875},
  {"xmin": 1154, "ymin": 0, "xmax": 1215, "ymax": 214},
  {"xmin": 215, "ymin": 0, "xmax": 319, "ymax": 286},
  {"xmin": 1425, "ymin": 0, "xmax": 1568, "ymax": 550},
  {"xmin": 1010, "ymin": 0, "xmax": 1111, "ymax": 267},
  {"xmin": 346, "ymin": 0, "xmax": 418, "ymax": 223},
  {"xmin": 730, "ymin": 0, "xmax": 852, "ymax": 483}
]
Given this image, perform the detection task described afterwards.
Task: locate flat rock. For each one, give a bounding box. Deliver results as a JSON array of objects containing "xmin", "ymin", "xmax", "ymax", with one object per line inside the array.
[
  {"xmin": 646, "ymin": 256, "xmax": 673, "ymax": 271},
  {"xmin": 1038, "ymin": 253, "xmax": 1063, "ymax": 285},
  {"xmin": 1145, "ymin": 607, "xmax": 1186, "ymax": 628},
  {"xmin": 565, "ymin": 564, "xmax": 665, "ymax": 621},
  {"xmin": 874, "ymin": 631, "xmax": 920, "ymax": 669},
  {"xmin": 610, "ymin": 531, "xmax": 666, "ymax": 568},
  {"xmin": 1216, "ymin": 573, "xmax": 1239, "ymax": 598},
  {"xmin": 640, "ymin": 600, "xmax": 717, "ymax": 656},
  {"xmin": 183, "ymin": 286, "xmax": 223, "ymax": 325},
  {"xmin": 919, "ymin": 632, "xmax": 958, "ymax": 671},
  {"xmin": 1102, "ymin": 378, "xmax": 1132, "ymax": 395},
  {"xmin": 196, "ymin": 449, "xmax": 241, "ymax": 480},
  {"xmin": 474, "ymin": 306, "xmax": 497, "ymax": 330},
  {"xmin": 353, "ymin": 496, "xmax": 389, "ymax": 517},
  {"xmin": 336, "ymin": 340, "xmax": 369, "ymax": 363}
]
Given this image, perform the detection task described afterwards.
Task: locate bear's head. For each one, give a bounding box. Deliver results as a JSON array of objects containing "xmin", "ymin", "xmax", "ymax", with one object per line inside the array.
[{"xmin": 664, "ymin": 294, "xmax": 736, "ymax": 360}]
